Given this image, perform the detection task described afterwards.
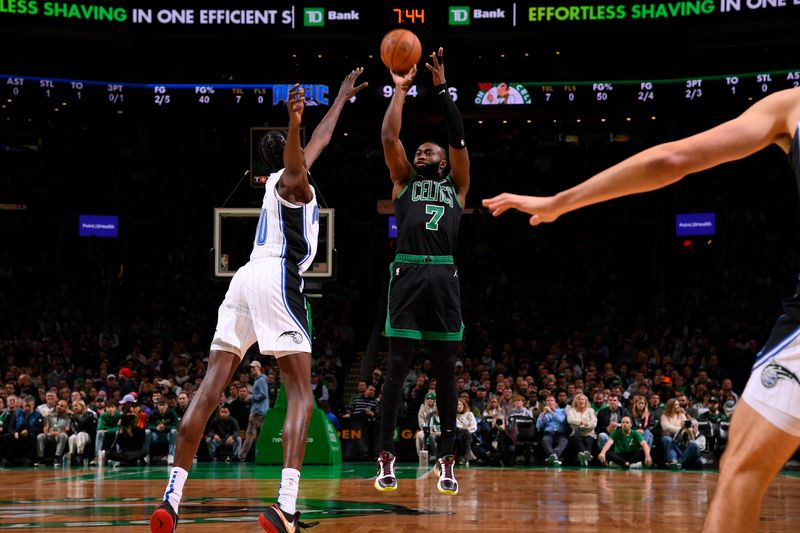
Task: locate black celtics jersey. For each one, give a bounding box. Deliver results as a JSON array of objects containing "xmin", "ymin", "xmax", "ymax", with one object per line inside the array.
[{"xmin": 394, "ymin": 171, "xmax": 463, "ymax": 256}]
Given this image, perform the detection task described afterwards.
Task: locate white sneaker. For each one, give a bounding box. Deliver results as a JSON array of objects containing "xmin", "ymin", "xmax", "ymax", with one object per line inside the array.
[
  {"xmin": 167, "ymin": 455, "xmax": 174, "ymax": 466},
  {"xmin": 436, "ymin": 455, "xmax": 459, "ymax": 495},
  {"xmin": 374, "ymin": 451, "xmax": 397, "ymax": 491},
  {"xmin": 629, "ymin": 462, "xmax": 643, "ymax": 469},
  {"xmin": 144, "ymin": 455, "xmax": 151, "ymax": 465}
]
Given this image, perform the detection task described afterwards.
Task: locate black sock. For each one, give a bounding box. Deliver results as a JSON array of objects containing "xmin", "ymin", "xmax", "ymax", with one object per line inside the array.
[
  {"xmin": 431, "ymin": 341, "xmax": 457, "ymax": 457},
  {"xmin": 379, "ymin": 338, "xmax": 414, "ymax": 454}
]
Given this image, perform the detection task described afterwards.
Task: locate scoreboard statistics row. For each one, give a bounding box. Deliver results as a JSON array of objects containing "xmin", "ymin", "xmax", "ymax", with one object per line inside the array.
[{"xmin": 2, "ymin": 69, "xmax": 798, "ymax": 114}]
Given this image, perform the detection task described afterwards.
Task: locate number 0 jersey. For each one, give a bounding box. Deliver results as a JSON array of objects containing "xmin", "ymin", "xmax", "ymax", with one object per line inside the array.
[
  {"xmin": 249, "ymin": 169, "xmax": 319, "ymax": 274},
  {"xmin": 394, "ymin": 171, "xmax": 463, "ymax": 257}
]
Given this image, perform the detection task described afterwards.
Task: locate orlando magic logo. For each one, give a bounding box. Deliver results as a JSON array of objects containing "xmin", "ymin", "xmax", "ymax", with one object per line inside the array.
[
  {"xmin": 760, "ymin": 362, "xmax": 800, "ymax": 388},
  {"xmin": 278, "ymin": 331, "xmax": 304, "ymax": 344}
]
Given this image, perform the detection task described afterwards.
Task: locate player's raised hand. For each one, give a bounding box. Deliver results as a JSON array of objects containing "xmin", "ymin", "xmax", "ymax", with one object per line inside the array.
[
  {"xmin": 390, "ymin": 64, "xmax": 417, "ymax": 92},
  {"xmin": 482, "ymin": 193, "xmax": 561, "ymax": 226},
  {"xmin": 336, "ymin": 67, "xmax": 369, "ymax": 102},
  {"xmin": 287, "ymin": 84, "xmax": 305, "ymax": 124},
  {"xmin": 425, "ymin": 47, "xmax": 446, "ymax": 86}
]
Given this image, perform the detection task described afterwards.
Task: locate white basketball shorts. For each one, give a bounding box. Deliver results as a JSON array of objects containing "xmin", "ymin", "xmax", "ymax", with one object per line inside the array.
[
  {"xmin": 743, "ymin": 325, "xmax": 800, "ymax": 436},
  {"xmin": 210, "ymin": 258, "xmax": 312, "ymax": 358}
]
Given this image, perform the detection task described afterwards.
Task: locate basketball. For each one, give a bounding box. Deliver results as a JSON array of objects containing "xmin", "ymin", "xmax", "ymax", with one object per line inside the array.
[{"xmin": 380, "ymin": 29, "xmax": 422, "ymax": 73}]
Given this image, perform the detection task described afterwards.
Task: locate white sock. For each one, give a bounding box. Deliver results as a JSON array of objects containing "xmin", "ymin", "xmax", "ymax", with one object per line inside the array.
[
  {"xmin": 163, "ymin": 467, "xmax": 189, "ymax": 514},
  {"xmin": 277, "ymin": 468, "xmax": 301, "ymax": 516}
]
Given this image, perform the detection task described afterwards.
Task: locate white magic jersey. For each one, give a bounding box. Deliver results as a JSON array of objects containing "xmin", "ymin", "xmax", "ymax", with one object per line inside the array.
[{"xmin": 249, "ymin": 169, "xmax": 320, "ymax": 274}]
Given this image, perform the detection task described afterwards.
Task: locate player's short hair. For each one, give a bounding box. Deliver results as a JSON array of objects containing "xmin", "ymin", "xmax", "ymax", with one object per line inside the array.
[{"xmin": 259, "ymin": 130, "xmax": 287, "ymax": 173}]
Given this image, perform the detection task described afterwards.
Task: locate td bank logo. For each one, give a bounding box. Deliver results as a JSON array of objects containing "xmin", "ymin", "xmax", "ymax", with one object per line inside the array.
[
  {"xmin": 449, "ymin": 6, "xmax": 470, "ymax": 25},
  {"xmin": 304, "ymin": 7, "xmax": 325, "ymax": 27}
]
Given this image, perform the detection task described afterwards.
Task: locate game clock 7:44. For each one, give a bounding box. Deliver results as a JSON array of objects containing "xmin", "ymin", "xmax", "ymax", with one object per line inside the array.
[{"xmin": 392, "ymin": 7, "xmax": 425, "ymax": 24}]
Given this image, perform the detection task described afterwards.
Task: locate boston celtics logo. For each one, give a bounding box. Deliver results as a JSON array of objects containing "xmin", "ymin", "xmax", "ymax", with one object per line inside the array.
[{"xmin": 475, "ymin": 82, "xmax": 531, "ymax": 105}]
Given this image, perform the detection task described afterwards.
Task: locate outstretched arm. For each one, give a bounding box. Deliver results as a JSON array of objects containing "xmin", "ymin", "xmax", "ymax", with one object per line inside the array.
[
  {"xmin": 427, "ymin": 47, "xmax": 470, "ymax": 205},
  {"xmin": 381, "ymin": 66, "xmax": 417, "ymax": 198},
  {"xmin": 483, "ymin": 87, "xmax": 800, "ymax": 226},
  {"xmin": 278, "ymin": 84, "xmax": 311, "ymax": 203},
  {"xmin": 304, "ymin": 68, "xmax": 368, "ymax": 169}
]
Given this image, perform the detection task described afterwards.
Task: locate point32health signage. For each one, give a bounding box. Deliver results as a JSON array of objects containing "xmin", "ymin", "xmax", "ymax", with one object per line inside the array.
[{"xmin": 676, "ymin": 213, "xmax": 715, "ymax": 236}]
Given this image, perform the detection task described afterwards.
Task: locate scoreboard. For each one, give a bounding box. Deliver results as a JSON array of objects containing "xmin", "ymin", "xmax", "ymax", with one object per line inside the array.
[
  {"xmin": 3, "ymin": 69, "xmax": 798, "ymax": 116},
  {"xmin": 1, "ymin": 0, "xmax": 798, "ymax": 32},
  {"xmin": 2, "ymin": 1, "xmax": 799, "ymax": 116}
]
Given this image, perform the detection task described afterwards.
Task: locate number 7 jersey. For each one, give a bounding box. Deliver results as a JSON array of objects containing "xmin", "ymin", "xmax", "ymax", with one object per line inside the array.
[{"xmin": 394, "ymin": 171, "xmax": 463, "ymax": 256}]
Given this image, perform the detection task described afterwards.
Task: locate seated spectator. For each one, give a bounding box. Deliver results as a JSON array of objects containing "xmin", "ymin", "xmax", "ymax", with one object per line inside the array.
[
  {"xmin": 311, "ymin": 371, "xmax": 329, "ymax": 403},
  {"xmin": 720, "ymin": 378, "xmax": 739, "ymax": 403},
  {"xmin": 88, "ymin": 391, "xmax": 107, "ymax": 414},
  {"xmin": 174, "ymin": 391, "xmax": 190, "ymax": 421},
  {"xmin": 472, "ymin": 385, "xmax": 489, "ymax": 416},
  {"xmin": 228, "ymin": 386, "xmax": 251, "ymax": 430},
  {"xmin": 415, "ymin": 392, "xmax": 437, "ymax": 462},
  {"xmin": 4, "ymin": 395, "xmax": 42, "ymax": 466},
  {"xmin": 478, "ymin": 414, "xmax": 515, "ymax": 466},
  {"xmin": 344, "ymin": 384, "xmax": 380, "ymax": 458},
  {"xmin": 36, "ymin": 390, "xmax": 57, "ymax": 418},
  {"xmin": 455, "ymin": 398, "xmax": 478, "ymax": 465},
  {"xmin": 422, "ymin": 407, "xmax": 442, "ymax": 460},
  {"xmin": 660, "ymin": 398, "xmax": 701, "ymax": 469},
  {"xmin": 406, "ymin": 374, "xmax": 429, "ymax": 418},
  {"xmin": 91, "ymin": 401, "xmax": 120, "ymax": 465},
  {"xmin": 507, "ymin": 394, "xmax": 534, "ymax": 418},
  {"xmin": 106, "ymin": 400, "xmax": 147, "ymax": 466},
  {"xmin": 36, "ymin": 399, "xmax": 71, "ymax": 466},
  {"xmin": 567, "ymin": 393, "xmax": 597, "ymax": 467},
  {"xmin": 206, "ymin": 405, "xmax": 241, "ymax": 462},
  {"xmin": 68, "ymin": 400, "xmax": 97, "ymax": 465},
  {"xmin": 698, "ymin": 397, "xmax": 728, "ymax": 423},
  {"xmin": 536, "ymin": 394, "xmax": 570, "ymax": 466},
  {"xmin": 598, "ymin": 415, "xmax": 653, "ymax": 469},
  {"xmin": 629, "ymin": 394, "xmax": 654, "ymax": 447},
  {"xmin": 596, "ymin": 394, "xmax": 631, "ymax": 452},
  {"xmin": 589, "ymin": 389, "xmax": 607, "ymax": 412},
  {"xmin": 145, "ymin": 398, "xmax": 178, "ymax": 465},
  {"xmin": 483, "ymin": 396, "xmax": 502, "ymax": 419}
]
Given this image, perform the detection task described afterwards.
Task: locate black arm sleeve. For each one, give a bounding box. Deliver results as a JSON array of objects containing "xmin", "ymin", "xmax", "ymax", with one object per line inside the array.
[{"xmin": 435, "ymin": 83, "xmax": 466, "ymax": 149}]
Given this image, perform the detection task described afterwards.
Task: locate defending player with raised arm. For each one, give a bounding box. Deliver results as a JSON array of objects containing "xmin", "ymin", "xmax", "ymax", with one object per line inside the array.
[
  {"xmin": 149, "ymin": 69, "xmax": 366, "ymax": 533},
  {"xmin": 375, "ymin": 47, "xmax": 470, "ymax": 496},
  {"xmin": 483, "ymin": 87, "xmax": 800, "ymax": 533}
]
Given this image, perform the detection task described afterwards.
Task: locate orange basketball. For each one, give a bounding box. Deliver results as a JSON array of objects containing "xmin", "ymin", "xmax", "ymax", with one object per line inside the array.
[{"xmin": 380, "ymin": 29, "xmax": 422, "ymax": 73}]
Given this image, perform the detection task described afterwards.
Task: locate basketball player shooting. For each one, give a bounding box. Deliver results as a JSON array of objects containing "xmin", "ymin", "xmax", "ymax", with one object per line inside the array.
[
  {"xmin": 149, "ymin": 68, "xmax": 366, "ymax": 533},
  {"xmin": 374, "ymin": 47, "xmax": 470, "ymax": 496},
  {"xmin": 483, "ymin": 87, "xmax": 800, "ymax": 533}
]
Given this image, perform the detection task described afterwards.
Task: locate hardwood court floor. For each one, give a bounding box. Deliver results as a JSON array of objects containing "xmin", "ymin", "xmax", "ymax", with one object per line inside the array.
[{"xmin": 0, "ymin": 463, "xmax": 798, "ymax": 531}]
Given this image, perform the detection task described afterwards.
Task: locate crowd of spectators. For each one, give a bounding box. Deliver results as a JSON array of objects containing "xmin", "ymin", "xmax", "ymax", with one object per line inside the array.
[{"xmin": 2, "ymin": 93, "xmax": 799, "ymax": 471}]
